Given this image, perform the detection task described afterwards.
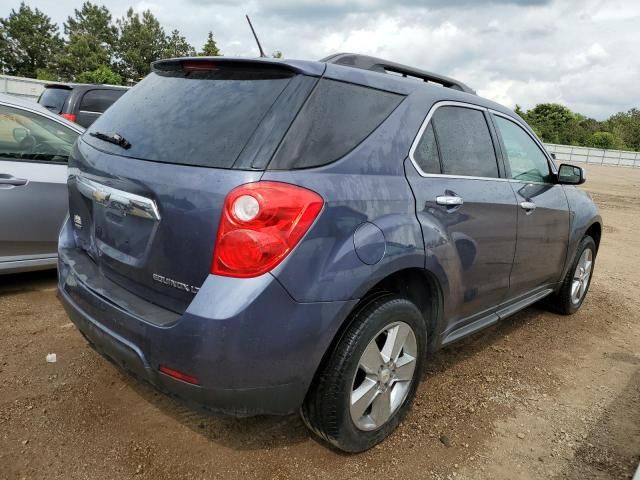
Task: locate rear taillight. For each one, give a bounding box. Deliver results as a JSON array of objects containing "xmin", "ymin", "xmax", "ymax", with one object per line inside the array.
[
  {"xmin": 61, "ymin": 113, "xmax": 77, "ymax": 123},
  {"xmin": 211, "ymin": 181, "xmax": 324, "ymax": 278}
]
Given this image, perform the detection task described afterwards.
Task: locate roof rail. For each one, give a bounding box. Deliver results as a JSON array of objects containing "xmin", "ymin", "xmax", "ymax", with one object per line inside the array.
[{"xmin": 320, "ymin": 53, "xmax": 475, "ymax": 95}]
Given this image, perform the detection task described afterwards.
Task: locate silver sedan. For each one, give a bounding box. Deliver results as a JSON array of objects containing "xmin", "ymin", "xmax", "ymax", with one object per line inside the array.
[{"xmin": 0, "ymin": 93, "xmax": 83, "ymax": 274}]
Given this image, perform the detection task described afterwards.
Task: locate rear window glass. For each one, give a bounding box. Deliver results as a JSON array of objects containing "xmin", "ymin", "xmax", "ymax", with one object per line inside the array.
[
  {"xmin": 39, "ymin": 88, "xmax": 70, "ymax": 114},
  {"xmin": 269, "ymin": 79, "xmax": 403, "ymax": 170},
  {"xmin": 80, "ymin": 89, "xmax": 126, "ymax": 113},
  {"xmin": 84, "ymin": 68, "xmax": 295, "ymax": 168}
]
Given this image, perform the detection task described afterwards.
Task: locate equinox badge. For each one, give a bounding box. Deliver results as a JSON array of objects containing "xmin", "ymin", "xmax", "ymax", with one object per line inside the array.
[{"xmin": 152, "ymin": 274, "xmax": 200, "ymax": 294}]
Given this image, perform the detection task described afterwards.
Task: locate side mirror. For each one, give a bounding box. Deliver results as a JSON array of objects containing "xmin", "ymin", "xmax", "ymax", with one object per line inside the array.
[
  {"xmin": 13, "ymin": 127, "xmax": 29, "ymax": 143},
  {"xmin": 557, "ymin": 163, "xmax": 586, "ymax": 185}
]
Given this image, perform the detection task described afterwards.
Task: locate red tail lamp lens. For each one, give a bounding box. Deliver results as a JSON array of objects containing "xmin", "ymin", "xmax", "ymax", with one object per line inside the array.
[{"xmin": 211, "ymin": 181, "xmax": 324, "ymax": 278}]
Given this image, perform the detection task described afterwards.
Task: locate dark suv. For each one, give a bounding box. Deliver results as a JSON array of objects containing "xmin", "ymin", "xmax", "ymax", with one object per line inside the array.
[
  {"xmin": 38, "ymin": 83, "xmax": 128, "ymax": 128},
  {"xmin": 58, "ymin": 54, "xmax": 601, "ymax": 452}
]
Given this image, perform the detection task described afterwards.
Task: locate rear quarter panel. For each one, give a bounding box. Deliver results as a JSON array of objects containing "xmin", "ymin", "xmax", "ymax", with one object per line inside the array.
[{"xmin": 263, "ymin": 89, "xmax": 428, "ymax": 303}]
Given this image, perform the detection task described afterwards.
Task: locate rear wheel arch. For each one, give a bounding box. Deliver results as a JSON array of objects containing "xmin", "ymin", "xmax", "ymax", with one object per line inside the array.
[{"xmin": 306, "ymin": 267, "xmax": 443, "ymax": 399}]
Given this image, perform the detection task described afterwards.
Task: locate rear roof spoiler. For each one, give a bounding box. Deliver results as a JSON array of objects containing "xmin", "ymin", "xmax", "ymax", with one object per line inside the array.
[
  {"xmin": 321, "ymin": 53, "xmax": 475, "ymax": 94},
  {"xmin": 44, "ymin": 83, "xmax": 73, "ymax": 90},
  {"xmin": 152, "ymin": 57, "xmax": 326, "ymax": 77}
]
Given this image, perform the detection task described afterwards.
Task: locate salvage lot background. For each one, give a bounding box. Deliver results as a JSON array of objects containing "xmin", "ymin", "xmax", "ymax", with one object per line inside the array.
[{"xmin": 1, "ymin": 164, "xmax": 638, "ymax": 480}]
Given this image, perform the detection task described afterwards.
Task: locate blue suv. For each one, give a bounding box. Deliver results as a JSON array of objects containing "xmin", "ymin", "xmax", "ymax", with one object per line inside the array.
[{"xmin": 58, "ymin": 53, "xmax": 602, "ymax": 452}]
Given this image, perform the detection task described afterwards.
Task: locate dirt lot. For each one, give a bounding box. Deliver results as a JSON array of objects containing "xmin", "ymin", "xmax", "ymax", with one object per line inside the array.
[{"xmin": 1, "ymin": 164, "xmax": 639, "ymax": 480}]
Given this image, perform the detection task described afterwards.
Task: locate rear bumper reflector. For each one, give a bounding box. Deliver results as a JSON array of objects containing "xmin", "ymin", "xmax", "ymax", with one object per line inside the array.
[{"xmin": 159, "ymin": 365, "xmax": 200, "ymax": 385}]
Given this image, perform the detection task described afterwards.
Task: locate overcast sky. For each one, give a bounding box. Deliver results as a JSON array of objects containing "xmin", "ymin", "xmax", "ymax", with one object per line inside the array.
[{"xmin": 6, "ymin": 0, "xmax": 639, "ymax": 119}]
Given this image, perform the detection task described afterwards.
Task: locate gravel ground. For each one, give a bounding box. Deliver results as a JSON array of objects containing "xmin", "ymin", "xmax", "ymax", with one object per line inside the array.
[{"xmin": 1, "ymin": 164, "xmax": 639, "ymax": 480}]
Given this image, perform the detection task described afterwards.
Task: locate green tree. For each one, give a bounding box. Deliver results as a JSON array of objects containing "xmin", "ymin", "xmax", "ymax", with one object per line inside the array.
[
  {"xmin": 587, "ymin": 132, "xmax": 619, "ymax": 150},
  {"xmin": 608, "ymin": 108, "xmax": 640, "ymax": 151},
  {"xmin": 57, "ymin": 2, "xmax": 118, "ymax": 81},
  {"xmin": 164, "ymin": 29, "xmax": 195, "ymax": 58},
  {"xmin": 272, "ymin": 50, "xmax": 283, "ymax": 59},
  {"xmin": 116, "ymin": 8, "xmax": 167, "ymax": 82},
  {"xmin": 76, "ymin": 64, "xmax": 121, "ymax": 84},
  {"xmin": 0, "ymin": 2, "xmax": 62, "ymax": 78},
  {"xmin": 523, "ymin": 103, "xmax": 583, "ymax": 144},
  {"xmin": 198, "ymin": 31, "xmax": 221, "ymax": 56}
]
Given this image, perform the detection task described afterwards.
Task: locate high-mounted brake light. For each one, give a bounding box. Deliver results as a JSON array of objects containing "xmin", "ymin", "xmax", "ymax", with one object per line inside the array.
[
  {"xmin": 181, "ymin": 60, "xmax": 218, "ymax": 72},
  {"xmin": 61, "ymin": 113, "xmax": 77, "ymax": 123},
  {"xmin": 211, "ymin": 181, "xmax": 324, "ymax": 278}
]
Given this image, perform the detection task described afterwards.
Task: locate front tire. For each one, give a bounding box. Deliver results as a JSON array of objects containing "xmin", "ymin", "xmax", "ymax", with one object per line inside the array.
[
  {"xmin": 550, "ymin": 235, "xmax": 596, "ymax": 314},
  {"xmin": 301, "ymin": 295, "xmax": 427, "ymax": 452}
]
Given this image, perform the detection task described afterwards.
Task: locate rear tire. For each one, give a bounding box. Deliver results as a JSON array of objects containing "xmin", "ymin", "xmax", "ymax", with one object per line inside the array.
[
  {"xmin": 301, "ymin": 295, "xmax": 427, "ymax": 452},
  {"xmin": 549, "ymin": 236, "xmax": 596, "ymax": 315}
]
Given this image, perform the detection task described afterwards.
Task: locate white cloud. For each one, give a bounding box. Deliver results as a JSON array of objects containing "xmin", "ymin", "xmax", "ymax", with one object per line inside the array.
[{"xmin": 4, "ymin": 0, "xmax": 639, "ymax": 118}]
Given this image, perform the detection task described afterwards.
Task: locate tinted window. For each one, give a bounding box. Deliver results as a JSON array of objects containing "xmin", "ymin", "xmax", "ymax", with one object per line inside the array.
[
  {"xmin": 38, "ymin": 88, "xmax": 70, "ymax": 114},
  {"xmin": 85, "ymin": 69, "xmax": 295, "ymax": 168},
  {"xmin": 0, "ymin": 105, "xmax": 78, "ymax": 163},
  {"xmin": 80, "ymin": 89, "xmax": 126, "ymax": 113},
  {"xmin": 269, "ymin": 79, "xmax": 403, "ymax": 169},
  {"xmin": 413, "ymin": 123, "xmax": 441, "ymax": 174},
  {"xmin": 494, "ymin": 116, "xmax": 550, "ymax": 182},
  {"xmin": 432, "ymin": 106, "xmax": 499, "ymax": 178}
]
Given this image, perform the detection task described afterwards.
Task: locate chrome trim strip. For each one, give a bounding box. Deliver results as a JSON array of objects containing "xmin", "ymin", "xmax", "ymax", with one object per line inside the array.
[{"xmin": 75, "ymin": 176, "xmax": 161, "ymax": 221}]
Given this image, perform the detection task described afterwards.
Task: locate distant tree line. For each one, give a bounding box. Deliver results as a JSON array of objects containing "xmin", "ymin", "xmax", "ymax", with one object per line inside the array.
[
  {"xmin": 0, "ymin": 2, "xmax": 222, "ymax": 84},
  {"xmin": 1, "ymin": 3, "xmax": 637, "ymax": 151},
  {"xmin": 516, "ymin": 103, "xmax": 640, "ymax": 152}
]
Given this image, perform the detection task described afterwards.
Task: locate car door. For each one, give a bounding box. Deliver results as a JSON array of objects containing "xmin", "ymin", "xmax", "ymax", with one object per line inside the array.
[
  {"xmin": 491, "ymin": 112, "xmax": 570, "ymax": 298},
  {"xmin": 76, "ymin": 89, "xmax": 126, "ymax": 128},
  {"xmin": 0, "ymin": 103, "xmax": 80, "ymax": 266},
  {"xmin": 406, "ymin": 103, "xmax": 518, "ymax": 326}
]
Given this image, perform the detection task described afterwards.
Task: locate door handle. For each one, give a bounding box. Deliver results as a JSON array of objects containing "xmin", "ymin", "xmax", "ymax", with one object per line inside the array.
[
  {"xmin": 520, "ymin": 201, "xmax": 537, "ymax": 212},
  {"xmin": 436, "ymin": 195, "xmax": 464, "ymax": 206},
  {"xmin": 0, "ymin": 174, "xmax": 28, "ymax": 187}
]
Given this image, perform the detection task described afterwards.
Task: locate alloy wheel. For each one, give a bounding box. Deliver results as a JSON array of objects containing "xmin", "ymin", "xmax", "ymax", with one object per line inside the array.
[{"xmin": 350, "ymin": 321, "xmax": 418, "ymax": 431}]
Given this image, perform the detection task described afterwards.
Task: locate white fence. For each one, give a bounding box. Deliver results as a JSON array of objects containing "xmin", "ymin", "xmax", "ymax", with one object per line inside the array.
[
  {"xmin": 545, "ymin": 143, "xmax": 640, "ymax": 168},
  {"xmin": 0, "ymin": 74, "xmax": 47, "ymax": 101}
]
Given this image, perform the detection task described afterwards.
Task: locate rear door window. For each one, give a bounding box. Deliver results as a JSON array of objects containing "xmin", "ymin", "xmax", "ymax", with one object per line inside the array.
[
  {"xmin": 268, "ymin": 79, "xmax": 404, "ymax": 170},
  {"xmin": 38, "ymin": 88, "xmax": 71, "ymax": 114},
  {"xmin": 413, "ymin": 123, "xmax": 441, "ymax": 174},
  {"xmin": 431, "ymin": 106, "xmax": 499, "ymax": 178},
  {"xmin": 80, "ymin": 89, "xmax": 126, "ymax": 113}
]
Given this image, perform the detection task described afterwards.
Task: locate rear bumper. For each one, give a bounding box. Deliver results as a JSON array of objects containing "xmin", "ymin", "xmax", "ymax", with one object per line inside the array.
[{"xmin": 58, "ymin": 244, "xmax": 356, "ymax": 416}]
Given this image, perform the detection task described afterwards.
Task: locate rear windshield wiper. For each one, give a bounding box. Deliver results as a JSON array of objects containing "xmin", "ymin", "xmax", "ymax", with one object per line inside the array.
[{"xmin": 89, "ymin": 131, "xmax": 131, "ymax": 150}]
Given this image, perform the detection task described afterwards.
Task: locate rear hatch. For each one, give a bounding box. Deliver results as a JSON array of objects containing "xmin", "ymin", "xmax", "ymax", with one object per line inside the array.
[{"xmin": 67, "ymin": 59, "xmax": 319, "ymax": 313}]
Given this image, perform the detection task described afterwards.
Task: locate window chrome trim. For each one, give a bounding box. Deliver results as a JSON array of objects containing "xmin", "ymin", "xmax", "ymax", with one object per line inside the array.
[
  {"xmin": 408, "ymin": 100, "xmax": 559, "ymax": 183},
  {"xmin": 409, "ymin": 100, "xmax": 506, "ymax": 182}
]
